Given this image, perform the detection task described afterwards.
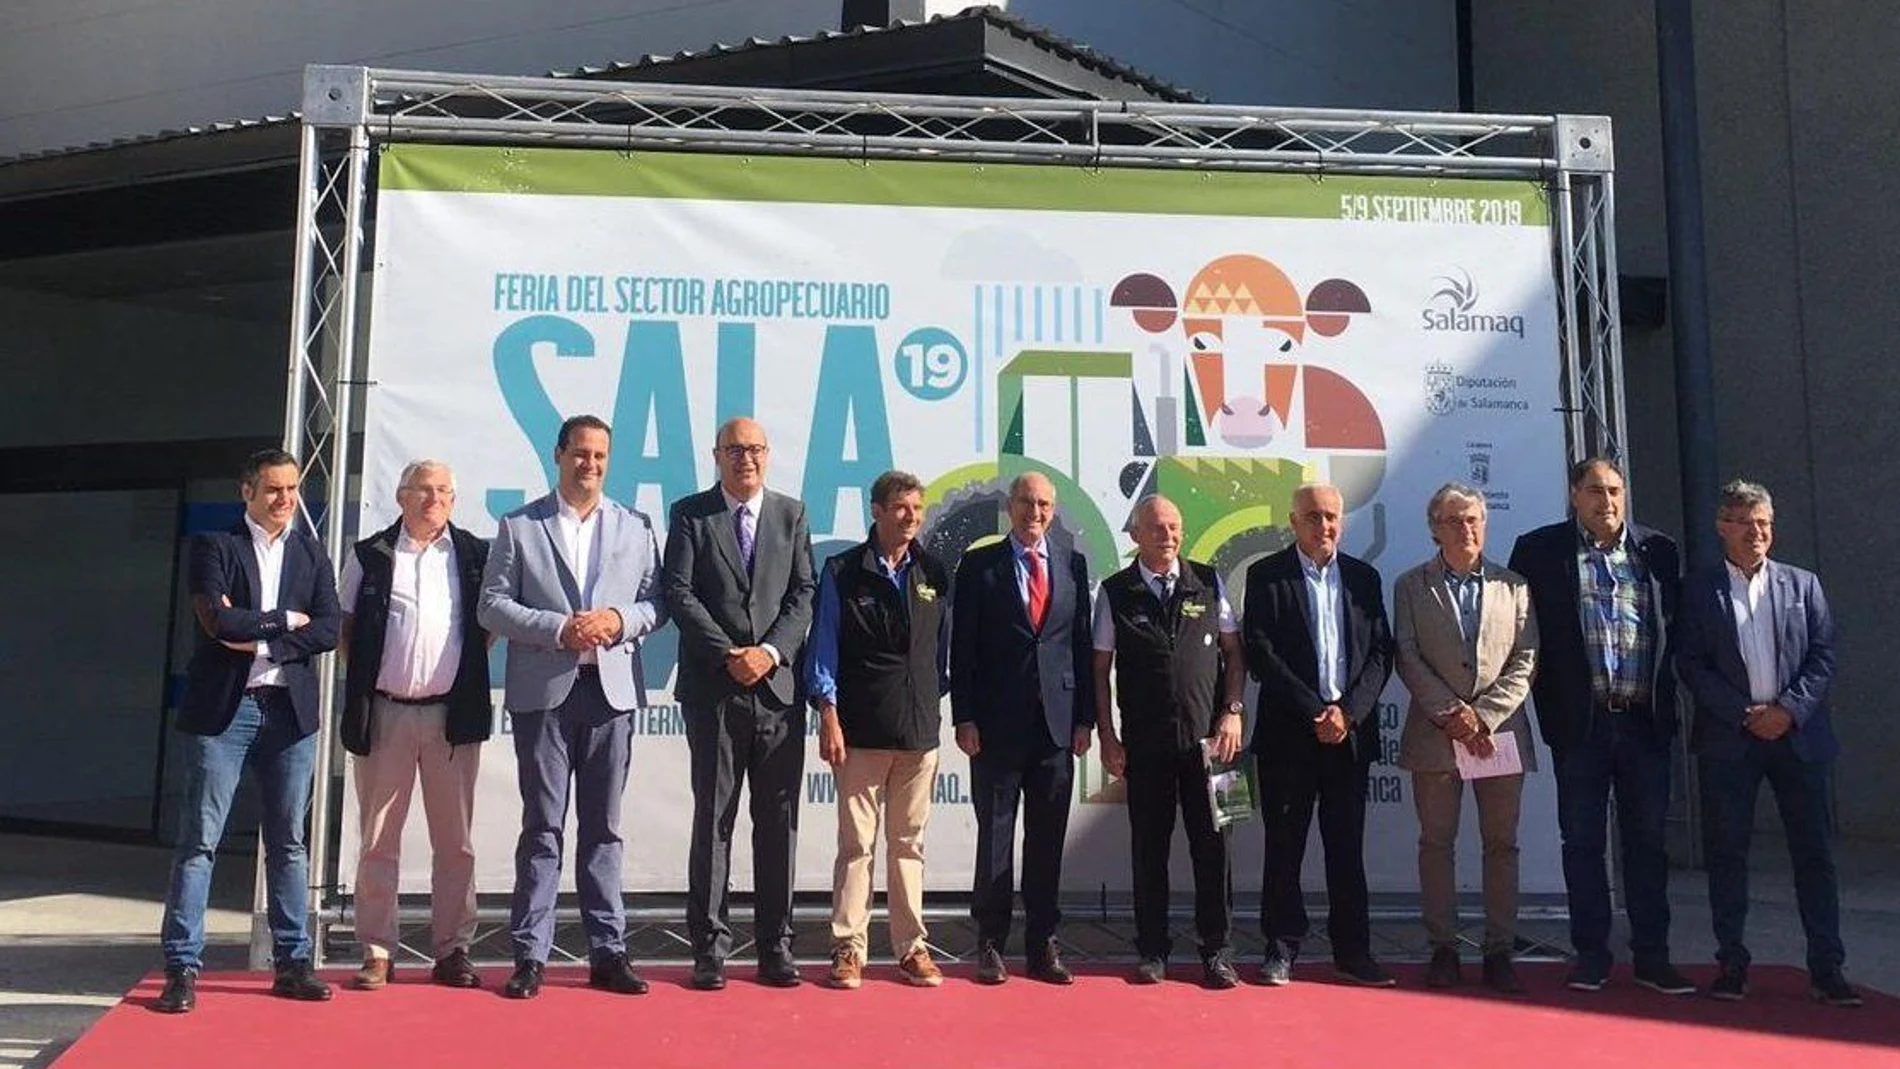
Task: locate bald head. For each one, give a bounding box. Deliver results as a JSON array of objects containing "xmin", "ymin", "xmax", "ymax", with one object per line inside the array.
[
  {"xmin": 714, "ymin": 417, "xmax": 770, "ymax": 498},
  {"xmin": 1290, "ymin": 482, "xmax": 1344, "ymax": 565}
]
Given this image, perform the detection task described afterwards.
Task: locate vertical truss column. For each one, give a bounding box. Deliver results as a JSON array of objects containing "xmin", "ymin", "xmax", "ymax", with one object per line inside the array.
[
  {"xmin": 264, "ymin": 66, "xmax": 373, "ymax": 970},
  {"xmin": 1553, "ymin": 116, "xmax": 1624, "ymax": 469}
]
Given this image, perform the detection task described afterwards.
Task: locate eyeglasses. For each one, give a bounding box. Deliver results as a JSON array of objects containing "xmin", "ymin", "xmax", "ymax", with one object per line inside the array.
[{"xmin": 719, "ymin": 444, "xmax": 769, "ymax": 461}]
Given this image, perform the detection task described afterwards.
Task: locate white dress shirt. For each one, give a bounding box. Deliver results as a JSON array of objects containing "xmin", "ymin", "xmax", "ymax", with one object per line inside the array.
[
  {"xmin": 1726, "ymin": 560, "xmax": 1780, "ymax": 704},
  {"xmin": 1299, "ymin": 549, "xmax": 1347, "ymax": 702},
  {"xmin": 244, "ymin": 515, "xmax": 289, "ymax": 688},
  {"xmin": 1090, "ymin": 561, "xmax": 1238, "ymax": 651},
  {"xmin": 556, "ymin": 497, "xmax": 605, "ymax": 665},
  {"xmin": 339, "ymin": 528, "xmax": 463, "ymax": 699}
]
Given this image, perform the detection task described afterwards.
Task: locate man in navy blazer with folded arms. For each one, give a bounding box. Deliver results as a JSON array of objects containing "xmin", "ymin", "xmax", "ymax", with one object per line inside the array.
[
  {"xmin": 155, "ymin": 448, "xmax": 341, "ymax": 1014},
  {"xmin": 1676, "ymin": 479, "xmax": 1860, "ymax": 1007}
]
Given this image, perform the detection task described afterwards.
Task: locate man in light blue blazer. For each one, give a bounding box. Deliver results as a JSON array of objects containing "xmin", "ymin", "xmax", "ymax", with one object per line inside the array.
[
  {"xmin": 1676, "ymin": 479, "xmax": 1858, "ymax": 1007},
  {"xmin": 478, "ymin": 414, "xmax": 667, "ymax": 999}
]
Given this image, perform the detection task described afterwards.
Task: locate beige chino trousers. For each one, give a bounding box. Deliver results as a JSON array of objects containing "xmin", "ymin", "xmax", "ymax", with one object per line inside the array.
[
  {"xmin": 831, "ymin": 747, "xmax": 939, "ymax": 957},
  {"xmin": 351, "ymin": 696, "xmax": 481, "ymax": 961}
]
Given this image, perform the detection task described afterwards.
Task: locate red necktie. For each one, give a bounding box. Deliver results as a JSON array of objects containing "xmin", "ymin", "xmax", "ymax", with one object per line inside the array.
[{"xmin": 1026, "ymin": 548, "xmax": 1049, "ymax": 631}]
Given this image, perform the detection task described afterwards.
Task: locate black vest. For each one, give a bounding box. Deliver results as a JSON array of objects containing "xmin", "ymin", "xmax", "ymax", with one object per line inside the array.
[
  {"xmin": 824, "ymin": 539, "xmax": 949, "ymax": 751},
  {"xmin": 1102, "ymin": 559, "xmax": 1224, "ymax": 751},
  {"xmin": 341, "ymin": 522, "xmax": 493, "ymax": 755}
]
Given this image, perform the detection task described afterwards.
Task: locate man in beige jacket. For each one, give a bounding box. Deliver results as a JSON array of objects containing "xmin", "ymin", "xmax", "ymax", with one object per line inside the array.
[{"xmin": 1394, "ymin": 482, "xmax": 1538, "ymax": 994}]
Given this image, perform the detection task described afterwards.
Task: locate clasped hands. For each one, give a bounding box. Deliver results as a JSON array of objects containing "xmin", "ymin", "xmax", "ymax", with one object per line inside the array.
[
  {"xmin": 559, "ymin": 609, "xmax": 622, "ymax": 651},
  {"xmin": 216, "ymin": 594, "xmax": 308, "ymax": 653},
  {"xmin": 723, "ymin": 645, "xmax": 778, "ymax": 687},
  {"xmin": 1312, "ymin": 704, "xmax": 1351, "ymax": 746},
  {"xmin": 1743, "ymin": 703, "xmax": 1794, "ymax": 741},
  {"xmin": 1437, "ymin": 702, "xmax": 1495, "ymax": 758}
]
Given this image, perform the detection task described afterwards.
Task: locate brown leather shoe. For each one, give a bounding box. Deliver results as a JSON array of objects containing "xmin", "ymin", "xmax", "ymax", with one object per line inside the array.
[
  {"xmin": 431, "ymin": 949, "xmax": 482, "ymax": 989},
  {"xmin": 351, "ymin": 957, "xmax": 392, "ymax": 991},
  {"xmin": 828, "ymin": 945, "xmax": 863, "ymax": 990},
  {"xmin": 898, "ymin": 947, "xmax": 943, "ymax": 988}
]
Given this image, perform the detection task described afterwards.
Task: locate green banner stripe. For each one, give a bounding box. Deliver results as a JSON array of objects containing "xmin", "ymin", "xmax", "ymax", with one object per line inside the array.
[{"xmin": 380, "ymin": 144, "xmax": 1550, "ymax": 226}]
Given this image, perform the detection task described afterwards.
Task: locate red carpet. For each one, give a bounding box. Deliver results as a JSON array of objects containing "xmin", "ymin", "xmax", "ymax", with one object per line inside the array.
[{"xmin": 59, "ymin": 963, "xmax": 1900, "ymax": 1068}]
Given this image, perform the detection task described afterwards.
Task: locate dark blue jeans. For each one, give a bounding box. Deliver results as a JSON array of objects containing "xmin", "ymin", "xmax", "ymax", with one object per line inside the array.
[
  {"xmin": 160, "ymin": 690, "xmax": 317, "ymax": 969},
  {"xmin": 1551, "ymin": 710, "xmax": 1673, "ymax": 967},
  {"xmin": 1699, "ymin": 743, "xmax": 1843, "ymax": 975}
]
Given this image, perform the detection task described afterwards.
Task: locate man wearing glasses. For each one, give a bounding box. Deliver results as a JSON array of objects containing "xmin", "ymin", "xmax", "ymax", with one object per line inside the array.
[
  {"xmin": 1676, "ymin": 481, "xmax": 1859, "ymax": 1006},
  {"xmin": 337, "ymin": 459, "xmax": 492, "ymax": 992},
  {"xmin": 1509, "ymin": 457, "xmax": 1692, "ymax": 995},
  {"xmin": 663, "ymin": 418, "xmax": 817, "ymax": 989}
]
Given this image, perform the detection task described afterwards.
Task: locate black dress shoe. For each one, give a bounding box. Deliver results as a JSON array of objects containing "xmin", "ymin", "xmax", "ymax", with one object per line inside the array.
[
  {"xmin": 1482, "ymin": 953, "xmax": 1526, "ymax": 995},
  {"xmin": 1026, "ymin": 941, "xmax": 1073, "ymax": 985},
  {"xmin": 1425, "ymin": 947, "xmax": 1462, "ymax": 988},
  {"xmin": 270, "ymin": 960, "xmax": 334, "ymax": 1002},
  {"xmin": 431, "ymin": 949, "xmax": 483, "ymax": 989},
  {"xmin": 1333, "ymin": 956, "xmax": 1396, "ymax": 988},
  {"xmin": 588, "ymin": 953, "xmax": 650, "ymax": 995},
  {"xmin": 690, "ymin": 957, "xmax": 727, "ymax": 991},
  {"xmin": 1202, "ymin": 951, "xmax": 1240, "ymax": 990},
  {"xmin": 1632, "ymin": 959, "xmax": 1696, "ymax": 996},
  {"xmin": 757, "ymin": 953, "xmax": 802, "ymax": 988},
  {"xmin": 974, "ymin": 941, "xmax": 1008, "ymax": 985},
  {"xmin": 503, "ymin": 959, "xmax": 544, "ymax": 999},
  {"xmin": 153, "ymin": 966, "xmax": 197, "ymax": 1014}
]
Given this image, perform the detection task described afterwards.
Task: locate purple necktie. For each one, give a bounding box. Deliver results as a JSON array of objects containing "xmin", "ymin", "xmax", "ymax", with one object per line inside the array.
[{"xmin": 735, "ymin": 503, "xmax": 756, "ymax": 574}]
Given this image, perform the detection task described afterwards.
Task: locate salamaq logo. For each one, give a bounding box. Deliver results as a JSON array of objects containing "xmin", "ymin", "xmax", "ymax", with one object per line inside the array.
[{"xmin": 1421, "ymin": 268, "xmax": 1525, "ymax": 338}]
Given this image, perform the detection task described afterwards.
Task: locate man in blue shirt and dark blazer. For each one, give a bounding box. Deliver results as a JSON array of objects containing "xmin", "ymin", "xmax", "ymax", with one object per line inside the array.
[
  {"xmin": 1676, "ymin": 479, "xmax": 1860, "ymax": 1007},
  {"xmin": 950, "ymin": 470, "xmax": 1095, "ymax": 985},
  {"xmin": 1242, "ymin": 482, "xmax": 1394, "ymax": 987},
  {"xmin": 1508, "ymin": 456, "xmax": 1693, "ymax": 995},
  {"xmin": 155, "ymin": 448, "xmax": 341, "ymax": 1014}
]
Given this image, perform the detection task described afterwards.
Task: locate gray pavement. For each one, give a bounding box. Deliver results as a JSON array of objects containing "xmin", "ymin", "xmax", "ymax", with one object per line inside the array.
[{"xmin": 1, "ymin": 830, "xmax": 1895, "ymax": 1068}]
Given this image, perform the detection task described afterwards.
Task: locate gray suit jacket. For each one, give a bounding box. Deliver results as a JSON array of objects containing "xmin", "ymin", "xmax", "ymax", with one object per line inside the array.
[
  {"xmin": 662, "ymin": 485, "xmax": 816, "ymax": 710},
  {"xmin": 478, "ymin": 492, "xmax": 667, "ymax": 715},
  {"xmin": 1393, "ymin": 555, "xmax": 1539, "ymax": 774}
]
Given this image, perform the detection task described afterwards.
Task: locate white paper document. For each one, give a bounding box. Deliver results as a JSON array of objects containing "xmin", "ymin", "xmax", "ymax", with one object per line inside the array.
[{"xmin": 1454, "ymin": 732, "xmax": 1523, "ymax": 780}]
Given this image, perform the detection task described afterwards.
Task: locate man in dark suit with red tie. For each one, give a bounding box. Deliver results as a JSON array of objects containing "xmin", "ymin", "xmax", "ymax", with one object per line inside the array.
[{"xmin": 950, "ymin": 471, "xmax": 1095, "ymax": 985}]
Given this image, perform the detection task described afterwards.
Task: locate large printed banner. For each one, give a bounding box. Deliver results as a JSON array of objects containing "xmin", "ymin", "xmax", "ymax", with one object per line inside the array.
[{"xmin": 345, "ymin": 144, "xmax": 1570, "ymax": 898}]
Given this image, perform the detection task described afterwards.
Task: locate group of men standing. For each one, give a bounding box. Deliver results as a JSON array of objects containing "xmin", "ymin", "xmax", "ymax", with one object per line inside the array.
[{"xmin": 151, "ymin": 424, "xmax": 1860, "ymax": 1012}]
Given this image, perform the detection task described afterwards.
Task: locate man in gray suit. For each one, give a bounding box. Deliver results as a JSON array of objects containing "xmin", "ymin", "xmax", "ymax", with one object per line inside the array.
[
  {"xmin": 663, "ymin": 417, "xmax": 816, "ymax": 989},
  {"xmin": 479, "ymin": 414, "xmax": 668, "ymax": 999}
]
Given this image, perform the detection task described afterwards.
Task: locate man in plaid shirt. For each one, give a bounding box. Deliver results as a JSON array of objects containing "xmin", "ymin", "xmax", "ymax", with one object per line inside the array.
[{"xmin": 1509, "ymin": 457, "xmax": 1691, "ymax": 996}]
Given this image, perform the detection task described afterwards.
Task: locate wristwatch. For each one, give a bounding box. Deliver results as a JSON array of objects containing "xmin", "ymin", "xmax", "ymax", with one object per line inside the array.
[{"xmin": 1223, "ymin": 700, "xmax": 1245, "ymax": 717}]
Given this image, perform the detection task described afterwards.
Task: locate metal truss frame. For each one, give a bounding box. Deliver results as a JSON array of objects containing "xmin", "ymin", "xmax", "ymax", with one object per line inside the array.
[{"xmin": 280, "ymin": 65, "xmax": 1626, "ymax": 968}]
